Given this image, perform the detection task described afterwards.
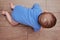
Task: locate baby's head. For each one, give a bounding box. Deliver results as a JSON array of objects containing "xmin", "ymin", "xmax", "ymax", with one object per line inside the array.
[{"xmin": 38, "ymin": 12, "xmax": 57, "ymax": 28}]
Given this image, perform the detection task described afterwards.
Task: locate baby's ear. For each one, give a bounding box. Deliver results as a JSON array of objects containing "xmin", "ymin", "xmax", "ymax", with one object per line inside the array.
[{"xmin": 44, "ymin": 10, "xmax": 48, "ymax": 12}]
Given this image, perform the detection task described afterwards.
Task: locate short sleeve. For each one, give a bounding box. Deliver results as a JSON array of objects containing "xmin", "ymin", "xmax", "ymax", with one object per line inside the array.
[{"xmin": 31, "ymin": 3, "xmax": 40, "ymax": 9}]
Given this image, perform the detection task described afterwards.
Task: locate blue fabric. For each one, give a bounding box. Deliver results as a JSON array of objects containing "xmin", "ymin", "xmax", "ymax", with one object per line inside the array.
[{"xmin": 11, "ymin": 3, "xmax": 42, "ymax": 32}]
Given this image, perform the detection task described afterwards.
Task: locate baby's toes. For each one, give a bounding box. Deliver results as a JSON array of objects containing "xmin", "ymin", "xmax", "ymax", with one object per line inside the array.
[{"xmin": 2, "ymin": 11, "xmax": 6, "ymax": 15}]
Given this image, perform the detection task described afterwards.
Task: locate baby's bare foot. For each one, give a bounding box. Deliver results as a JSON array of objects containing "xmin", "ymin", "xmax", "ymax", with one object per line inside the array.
[
  {"xmin": 9, "ymin": 2, "xmax": 15, "ymax": 9},
  {"xmin": 2, "ymin": 11, "xmax": 6, "ymax": 15}
]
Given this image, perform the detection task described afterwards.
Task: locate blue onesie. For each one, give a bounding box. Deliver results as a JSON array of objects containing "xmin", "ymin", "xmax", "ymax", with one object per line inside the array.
[{"xmin": 11, "ymin": 3, "xmax": 42, "ymax": 32}]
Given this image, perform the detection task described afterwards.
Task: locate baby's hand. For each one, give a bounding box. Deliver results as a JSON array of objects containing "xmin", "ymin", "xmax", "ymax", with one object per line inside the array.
[{"xmin": 44, "ymin": 10, "xmax": 48, "ymax": 12}]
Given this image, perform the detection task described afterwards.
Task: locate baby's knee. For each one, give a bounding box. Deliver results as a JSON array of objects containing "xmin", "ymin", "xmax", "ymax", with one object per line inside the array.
[{"xmin": 10, "ymin": 21, "xmax": 18, "ymax": 26}]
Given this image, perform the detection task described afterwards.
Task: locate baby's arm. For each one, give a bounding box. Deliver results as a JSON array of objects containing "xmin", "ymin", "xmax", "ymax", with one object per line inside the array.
[{"xmin": 2, "ymin": 11, "xmax": 19, "ymax": 26}]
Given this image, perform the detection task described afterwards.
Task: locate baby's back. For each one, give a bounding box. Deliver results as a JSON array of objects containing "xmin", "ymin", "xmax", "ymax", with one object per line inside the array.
[{"xmin": 11, "ymin": 4, "xmax": 42, "ymax": 32}]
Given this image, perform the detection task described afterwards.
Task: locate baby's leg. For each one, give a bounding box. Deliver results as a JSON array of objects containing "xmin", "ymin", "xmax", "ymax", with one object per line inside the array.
[
  {"xmin": 2, "ymin": 11, "xmax": 19, "ymax": 26},
  {"xmin": 10, "ymin": 3, "xmax": 15, "ymax": 10}
]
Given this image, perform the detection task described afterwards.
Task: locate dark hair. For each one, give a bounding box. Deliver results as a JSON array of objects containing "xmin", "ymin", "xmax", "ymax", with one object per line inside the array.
[{"xmin": 38, "ymin": 12, "xmax": 57, "ymax": 28}]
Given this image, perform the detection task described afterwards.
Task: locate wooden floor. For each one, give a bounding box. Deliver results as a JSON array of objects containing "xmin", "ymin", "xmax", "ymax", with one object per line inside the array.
[{"xmin": 0, "ymin": 0, "xmax": 60, "ymax": 40}]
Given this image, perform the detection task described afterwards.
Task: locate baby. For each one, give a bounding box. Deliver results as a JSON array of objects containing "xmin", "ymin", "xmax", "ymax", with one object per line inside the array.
[{"xmin": 2, "ymin": 3, "xmax": 57, "ymax": 32}]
